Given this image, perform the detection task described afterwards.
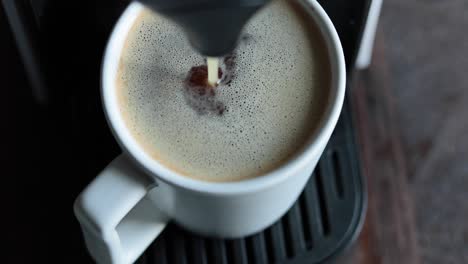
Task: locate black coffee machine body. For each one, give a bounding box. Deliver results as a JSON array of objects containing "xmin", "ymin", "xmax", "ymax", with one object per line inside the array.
[
  {"xmin": 138, "ymin": 0, "xmax": 271, "ymax": 56},
  {"xmin": 2, "ymin": 0, "xmax": 370, "ymax": 263}
]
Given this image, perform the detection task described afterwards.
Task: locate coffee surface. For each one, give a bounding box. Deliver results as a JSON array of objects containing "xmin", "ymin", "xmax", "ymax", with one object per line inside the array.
[{"xmin": 117, "ymin": 0, "xmax": 330, "ymax": 182}]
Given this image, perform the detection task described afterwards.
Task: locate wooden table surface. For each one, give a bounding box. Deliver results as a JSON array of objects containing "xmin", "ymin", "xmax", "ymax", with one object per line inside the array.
[{"xmin": 336, "ymin": 28, "xmax": 421, "ymax": 264}]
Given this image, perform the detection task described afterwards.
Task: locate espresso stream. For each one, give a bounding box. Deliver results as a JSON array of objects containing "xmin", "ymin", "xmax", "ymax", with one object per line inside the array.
[
  {"xmin": 206, "ymin": 57, "xmax": 219, "ymax": 86},
  {"xmin": 117, "ymin": 0, "xmax": 330, "ymax": 182}
]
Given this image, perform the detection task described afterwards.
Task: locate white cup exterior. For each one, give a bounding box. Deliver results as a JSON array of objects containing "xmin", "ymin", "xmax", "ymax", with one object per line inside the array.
[
  {"xmin": 76, "ymin": 0, "xmax": 345, "ymax": 263},
  {"xmin": 102, "ymin": 0, "xmax": 345, "ymax": 237}
]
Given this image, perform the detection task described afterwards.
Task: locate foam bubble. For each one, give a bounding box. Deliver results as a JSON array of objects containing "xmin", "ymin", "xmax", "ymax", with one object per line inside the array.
[{"xmin": 116, "ymin": 0, "xmax": 330, "ymax": 182}]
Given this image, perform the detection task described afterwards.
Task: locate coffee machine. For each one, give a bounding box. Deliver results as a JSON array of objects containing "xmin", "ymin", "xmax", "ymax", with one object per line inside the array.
[
  {"xmin": 2, "ymin": 0, "xmax": 378, "ymax": 263},
  {"xmin": 137, "ymin": 0, "xmax": 271, "ymax": 56}
]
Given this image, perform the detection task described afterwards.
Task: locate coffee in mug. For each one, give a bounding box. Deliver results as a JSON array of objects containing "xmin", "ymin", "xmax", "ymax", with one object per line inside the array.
[
  {"xmin": 75, "ymin": 1, "xmax": 345, "ymax": 262},
  {"xmin": 116, "ymin": 0, "xmax": 331, "ymax": 182}
]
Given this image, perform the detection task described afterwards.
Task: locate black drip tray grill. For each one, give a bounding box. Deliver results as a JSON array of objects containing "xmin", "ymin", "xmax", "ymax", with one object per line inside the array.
[{"xmin": 137, "ymin": 102, "xmax": 366, "ymax": 264}]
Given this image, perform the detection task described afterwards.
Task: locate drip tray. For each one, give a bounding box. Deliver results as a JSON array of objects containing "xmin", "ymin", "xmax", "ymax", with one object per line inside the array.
[{"xmin": 136, "ymin": 100, "xmax": 366, "ymax": 264}]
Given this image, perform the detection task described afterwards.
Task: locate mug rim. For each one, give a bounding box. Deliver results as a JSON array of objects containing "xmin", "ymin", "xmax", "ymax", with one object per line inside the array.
[{"xmin": 101, "ymin": 0, "xmax": 346, "ymax": 195}]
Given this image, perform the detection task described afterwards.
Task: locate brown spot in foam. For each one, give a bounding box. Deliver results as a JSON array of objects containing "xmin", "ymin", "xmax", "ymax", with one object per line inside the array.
[
  {"xmin": 182, "ymin": 37, "xmax": 249, "ymax": 115},
  {"xmin": 183, "ymin": 65, "xmax": 225, "ymax": 115}
]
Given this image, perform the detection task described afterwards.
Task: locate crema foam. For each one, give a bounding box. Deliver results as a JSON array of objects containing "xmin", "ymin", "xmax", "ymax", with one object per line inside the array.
[{"xmin": 117, "ymin": 0, "xmax": 330, "ymax": 182}]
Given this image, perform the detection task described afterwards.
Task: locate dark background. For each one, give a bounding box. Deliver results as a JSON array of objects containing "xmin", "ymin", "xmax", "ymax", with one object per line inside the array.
[
  {"xmin": 0, "ymin": 1, "xmax": 127, "ymax": 261},
  {"xmin": 1, "ymin": 7, "xmax": 94, "ymax": 263}
]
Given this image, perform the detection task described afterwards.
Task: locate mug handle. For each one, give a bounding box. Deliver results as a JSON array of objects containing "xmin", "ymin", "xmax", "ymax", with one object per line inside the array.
[{"xmin": 74, "ymin": 154, "xmax": 169, "ymax": 264}]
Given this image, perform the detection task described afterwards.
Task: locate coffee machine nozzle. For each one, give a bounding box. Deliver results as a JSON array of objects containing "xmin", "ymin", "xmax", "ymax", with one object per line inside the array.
[{"xmin": 137, "ymin": 0, "xmax": 271, "ymax": 57}]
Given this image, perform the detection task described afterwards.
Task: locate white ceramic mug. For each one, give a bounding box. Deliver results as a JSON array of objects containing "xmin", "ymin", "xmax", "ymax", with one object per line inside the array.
[{"xmin": 74, "ymin": 1, "xmax": 345, "ymax": 263}]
